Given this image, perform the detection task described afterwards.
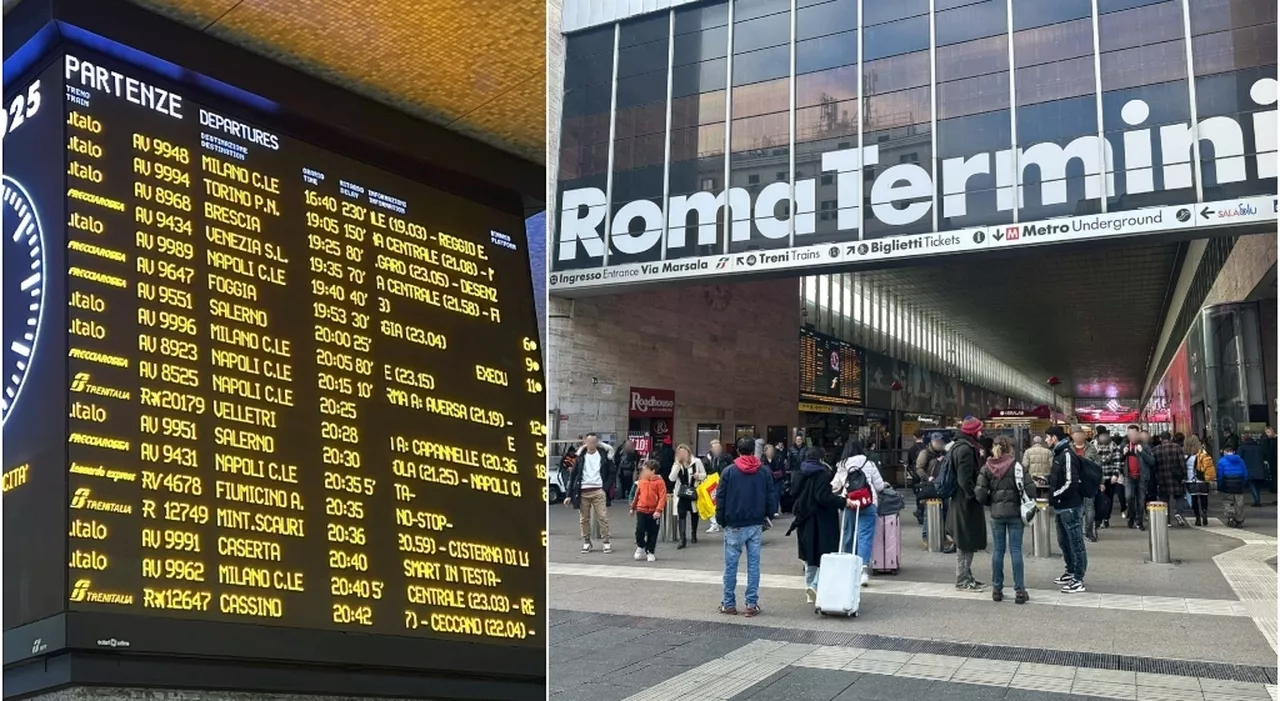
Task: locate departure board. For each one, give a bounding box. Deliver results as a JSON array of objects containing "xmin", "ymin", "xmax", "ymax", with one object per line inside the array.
[
  {"xmin": 4, "ymin": 51, "xmax": 546, "ymax": 648},
  {"xmin": 800, "ymin": 329, "xmax": 863, "ymax": 406}
]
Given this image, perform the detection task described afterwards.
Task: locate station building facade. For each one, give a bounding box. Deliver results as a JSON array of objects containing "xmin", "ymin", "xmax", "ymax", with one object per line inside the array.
[{"xmin": 548, "ymin": 0, "xmax": 1276, "ymax": 453}]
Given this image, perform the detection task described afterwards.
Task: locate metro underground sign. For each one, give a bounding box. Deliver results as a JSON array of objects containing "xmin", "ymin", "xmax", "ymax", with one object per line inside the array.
[{"xmin": 551, "ymin": 79, "xmax": 1277, "ymax": 293}]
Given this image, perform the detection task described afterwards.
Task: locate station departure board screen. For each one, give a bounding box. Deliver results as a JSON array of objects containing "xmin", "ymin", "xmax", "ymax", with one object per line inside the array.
[
  {"xmin": 1, "ymin": 51, "xmax": 546, "ymax": 649},
  {"xmin": 800, "ymin": 329, "xmax": 863, "ymax": 407}
]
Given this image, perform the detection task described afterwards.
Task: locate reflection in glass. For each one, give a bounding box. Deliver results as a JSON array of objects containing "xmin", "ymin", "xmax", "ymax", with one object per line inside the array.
[
  {"xmin": 729, "ymin": 0, "xmax": 792, "ymax": 253},
  {"xmin": 556, "ymin": 29, "xmax": 616, "ymax": 270},
  {"xmin": 667, "ymin": 3, "xmax": 730, "ymax": 259},
  {"xmin": 937, "ymin": 111, "xmax": 1014, "ymax": 229},
  {"xmin": 610, "ymin": 20, "xmax": 670, "ymax": 265}
]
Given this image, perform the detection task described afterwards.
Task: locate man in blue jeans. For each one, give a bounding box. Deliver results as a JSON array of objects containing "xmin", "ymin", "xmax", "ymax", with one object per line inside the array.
[
  {"xmin": 1047, "ymin": 426, "xmax": 1088, "ymax": 593},
  {"xmin": 716, "ymin": 436, "xmax": 777, "ymax": 617}
]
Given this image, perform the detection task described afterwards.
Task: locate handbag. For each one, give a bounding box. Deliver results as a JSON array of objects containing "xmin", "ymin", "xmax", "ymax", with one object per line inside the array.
[
  {"xmin": 1014, "ymin": 462, "xmax": 1037, "ymax": 524},
  {"xmin": 878, "ymin": 487, "xmax": 905, "ymax": 515},
  {"xmin": 676, "ymin": 466, "xmax": 697, "ymax": 500}
]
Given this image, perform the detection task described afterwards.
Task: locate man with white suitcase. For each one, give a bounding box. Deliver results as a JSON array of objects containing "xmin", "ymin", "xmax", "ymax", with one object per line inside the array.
[{"xmin": 716, "ymin": 436, "xmax": 778, "ymax": 617}]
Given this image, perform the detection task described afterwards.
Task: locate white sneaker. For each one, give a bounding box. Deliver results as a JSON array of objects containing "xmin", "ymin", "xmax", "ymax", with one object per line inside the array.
[
  {"xmin": 602, "ymin": 542, "xmax": 612, "ymax": 554},
  {"xmin": 581, "ymin": 542, "xmax": 592, "ymax": 554},
  {"xmin": 805, "ymin": 587, "xmax": 817, "ymax": 604},
  {"xmin": 707, "ymin": 524, "xmax": 720, "ymax": 533},
  {"xmin": 634, "ymin": 547, "xmax": 645, "ymax": 561},
  {"xmin": 860, "ymin": 567, "xmax": 870, "ymax": 587},
  {"xmin": 646, "ymin": 553, "xmax": 656, "ymax": 562}
]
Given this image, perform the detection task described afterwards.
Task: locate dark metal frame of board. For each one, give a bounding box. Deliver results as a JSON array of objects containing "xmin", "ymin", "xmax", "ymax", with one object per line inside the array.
[{"xmin": 3, "ymin": 0, "xmax": 545, "ymax": 698}]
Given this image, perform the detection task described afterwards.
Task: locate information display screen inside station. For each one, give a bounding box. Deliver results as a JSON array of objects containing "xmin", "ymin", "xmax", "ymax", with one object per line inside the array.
[
  {"xmin": 2, "ymin": 50, "xmax": 546, "ymax": 650},
  {"xmin": 800, "ymin": 328, "xmax": 863, "ymax": 407}
]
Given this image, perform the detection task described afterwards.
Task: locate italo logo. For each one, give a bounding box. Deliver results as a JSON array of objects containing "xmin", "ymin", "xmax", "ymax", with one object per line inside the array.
[
  {"xmin": 630, "ymin": 392, "xmax": 674, "ymax": 413},
  {"xmin": 69, "ymin": 487, "xmax": 133, "ymax": 514},
  {"xmin": 557, "ymin": 83, "xmax": 1276, "ymax": 263}
]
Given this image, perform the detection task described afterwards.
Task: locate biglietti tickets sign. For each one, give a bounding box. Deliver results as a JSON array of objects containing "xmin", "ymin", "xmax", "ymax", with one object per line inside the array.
[{"xmin": 551, "ymin": 79, "xmax": 1277, "ymax": 294}]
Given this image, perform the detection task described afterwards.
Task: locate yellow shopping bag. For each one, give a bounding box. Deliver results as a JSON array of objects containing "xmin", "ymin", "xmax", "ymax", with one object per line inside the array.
[{"xmin": 696, "ymin": 472, "xmax": 720, "ymax": 521}]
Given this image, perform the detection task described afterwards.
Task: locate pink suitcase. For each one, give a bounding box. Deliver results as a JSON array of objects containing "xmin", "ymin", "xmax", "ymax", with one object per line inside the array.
[{"xmin": 871, "ymin": 513, "xmax": 900, "ymax": 574}]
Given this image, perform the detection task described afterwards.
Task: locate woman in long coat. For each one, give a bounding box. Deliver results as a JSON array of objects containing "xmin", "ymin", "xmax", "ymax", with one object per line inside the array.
[
  {"xmin": 787, "ymin": 446, "xmax": 852, "ymax": 603},
  {"xmin": 948, "ymin": 419, "xmax": 989, "ymax": 589}
]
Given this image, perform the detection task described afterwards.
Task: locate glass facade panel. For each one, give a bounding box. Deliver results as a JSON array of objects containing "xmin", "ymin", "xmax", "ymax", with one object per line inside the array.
[
  {"xmin": 1194, "ymin": 64, "xmax": 1278, "ymax": 199},
  {"xmin": 1097, "ymin": 0, "xmax": 1190, "ymax": 210},
  {"xmin": 1011, "ymin": 0, "xmax": 1090, "ymax": 31},
  {"xmin": 1187, "ymin": 0, "xmax": 1276, "ymax": 199},
  {"xmin": 557, "ymin": 27, "xmax": 616, "ymax": 270},
  {"xmin": 796, "ymin": 0, "xmax": 859, "ymax": 249},
  {"xmin": 668, "ymin": 3, "xmax": 730, "ymax": 260},
  {"xmin": 937, "ymin": 110, "xmax": 1013, "ymax": 229},
  {"xmin": 864, "ymin": 15, "xmax": 930, "ymax": 60},
  {"xmin": 797, "ymin": 0, "xmax": 858, "ymax": 40},
  {"xmin": 611, "ymin": 19, "xmax": 671, "ymax": 265},
  {"xmin": 729, "ymin": 0, "xmax": 793, "ymax": 253},
  {"xmin": 1017, "ymin": 95, "xmax": 1101, "ymax": 220},
  {"xmin": 935, "ymin": 0, "xmax": 1006, "ymax": 47}
]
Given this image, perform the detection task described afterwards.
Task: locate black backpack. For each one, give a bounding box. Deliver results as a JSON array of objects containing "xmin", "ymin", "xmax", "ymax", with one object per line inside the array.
[
  {"xmin": 1074, "ymin": 453, "xmax": 1103, "ymax": 499},
  {"xmin": 934, "ymin": 449, "xmax": 959, "ymax": 500}
]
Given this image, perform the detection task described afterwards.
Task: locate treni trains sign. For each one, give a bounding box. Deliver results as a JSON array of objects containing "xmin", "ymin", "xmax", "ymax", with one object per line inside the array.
[{"xmin": 551, "ymin": 81, "xmax": 1277, "ymax": 293}]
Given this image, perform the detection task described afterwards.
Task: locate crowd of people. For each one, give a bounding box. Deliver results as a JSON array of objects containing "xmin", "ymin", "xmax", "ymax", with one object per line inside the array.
[{"xmin": 560, "ymin": 421, "xmax": 1277, "ymax": 614}]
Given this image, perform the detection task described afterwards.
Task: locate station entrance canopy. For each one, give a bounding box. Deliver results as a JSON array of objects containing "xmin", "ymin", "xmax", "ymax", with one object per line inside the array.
[{"xmin": 551, "ymin": 77, "xmax": 1277, "ymax": 295}]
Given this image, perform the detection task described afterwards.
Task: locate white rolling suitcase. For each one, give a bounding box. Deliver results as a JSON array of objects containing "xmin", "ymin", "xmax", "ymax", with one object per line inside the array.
[{"xmin": 814, "ymin": 505, "xmax": 862, "ymax": 617}]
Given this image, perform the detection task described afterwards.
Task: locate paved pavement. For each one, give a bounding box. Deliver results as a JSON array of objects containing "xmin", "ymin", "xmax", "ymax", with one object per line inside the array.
[
  {"xmin": 550, "ymin": 497, "xmax": 1279, "ymax": 699},
  {"xmin": 551, "ymin": 611, "xmax": 1277, "ymax": 701}
]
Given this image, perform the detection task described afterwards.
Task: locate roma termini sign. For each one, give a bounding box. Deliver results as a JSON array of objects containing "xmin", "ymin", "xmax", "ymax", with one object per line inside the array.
[{"xmin": 552, "ymin": 80, "xmax": 1277, "ymax": 294}]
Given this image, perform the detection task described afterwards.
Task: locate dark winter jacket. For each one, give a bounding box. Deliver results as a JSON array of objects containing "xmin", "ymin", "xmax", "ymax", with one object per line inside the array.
[
  {"xmin": 766, "ymin": 452, "xmax": 787, "ymax": 482},
  {"xmin": 906, "ymin": 441, "xmax": 925, "ymax": 481},
  {"xmin": 1048, "ymin": 439, "xmax": 1084, "ymax": 510},
  {"xmin": 946, "ymin": 434, "xmax": 987, "ymax": 552},
  {"xmin": 567, "ymin": 448, "xmax": 616, "ymax": 506},
  {"xmin": 715, "ymin": 456, "xmax": 776, "ymax": 528},
  {"xmin": 1120, "ymin": 440, "xmax": 1155, "ymax": 483},
  {"xmin": 976, "ymin": 455, "xmax": 1036, "ymax": 521},
  {"xmin": 703, "ymin": 451, "xmax": 733, "ymax": 475},
  {"xmin": 1217, "ymin": 453, "xmax": 1248, "ymax": 493},
  {"xmin": 786, "ymin": 444, "xmax": 806, "ymax": 475},
  {"xmin": 1238, "ymin": 439, "xmax": 1267, "ymax": 482},
  {"xmin": 787, "ymin": 460, "xmax": 847, "ymax": 566},
  {"xmin": 616, "ymin": 449, "xmax": 640, "ymax": 477},
  {"xmin": 1221, "ymin": 431, "xmax": 1240, "ymax": 452}
]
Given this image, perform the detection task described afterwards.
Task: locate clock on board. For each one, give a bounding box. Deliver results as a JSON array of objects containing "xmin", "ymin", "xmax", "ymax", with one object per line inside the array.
[{"xmin": 2, "ymin": 175, "xmax": 46, "ymax": 425}]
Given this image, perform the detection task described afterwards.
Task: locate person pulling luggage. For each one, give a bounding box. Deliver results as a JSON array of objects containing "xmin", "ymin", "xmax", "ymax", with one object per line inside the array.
[{"xmin": 787, "ymin": 447, "xmax": 858, "ymax": 604}]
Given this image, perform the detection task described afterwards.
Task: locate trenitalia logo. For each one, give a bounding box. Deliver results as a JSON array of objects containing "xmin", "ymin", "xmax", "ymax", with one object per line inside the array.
[{"xmin": 557, "ymin": 83, "xmax": 1276, "ymax": 263}]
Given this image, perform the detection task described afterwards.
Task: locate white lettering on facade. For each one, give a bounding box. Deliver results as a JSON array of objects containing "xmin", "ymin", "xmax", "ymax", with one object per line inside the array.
[{"xmin": 557, "ymin": 85, "xmax": 1277, "ymax": 263}]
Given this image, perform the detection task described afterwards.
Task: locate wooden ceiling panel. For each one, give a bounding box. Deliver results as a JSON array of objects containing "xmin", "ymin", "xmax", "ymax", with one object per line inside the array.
[{"xmin": 127, "ymin": 0, "xmax": 545, "ymax": 162}]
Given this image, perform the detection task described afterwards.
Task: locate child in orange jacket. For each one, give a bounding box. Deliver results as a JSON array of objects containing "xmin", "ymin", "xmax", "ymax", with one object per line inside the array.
[{"xmin": 631, "ymin": 460, "xmax": 668, "ymax": 562}]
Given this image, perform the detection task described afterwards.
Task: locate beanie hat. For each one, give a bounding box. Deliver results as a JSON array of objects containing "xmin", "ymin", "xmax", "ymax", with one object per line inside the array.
[{"xmin": 961, "ymin": 416, "xmax": 983, "ymax": 437}]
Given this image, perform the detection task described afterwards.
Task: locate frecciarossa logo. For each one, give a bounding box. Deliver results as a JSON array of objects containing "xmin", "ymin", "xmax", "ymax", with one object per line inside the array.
[{"xmin": 556, "ymin": 82, "xmax": 1276, "ymax": 265}]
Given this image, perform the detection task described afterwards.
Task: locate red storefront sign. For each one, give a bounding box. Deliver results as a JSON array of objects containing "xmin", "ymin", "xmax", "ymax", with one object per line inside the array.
[
  {"xmin": 988, "ymin": 405, "xmax": 1053, "ymax": 419},
  {"xmin": 629, "ymin": 387, "xmax": 675, "ymax": 417}
]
